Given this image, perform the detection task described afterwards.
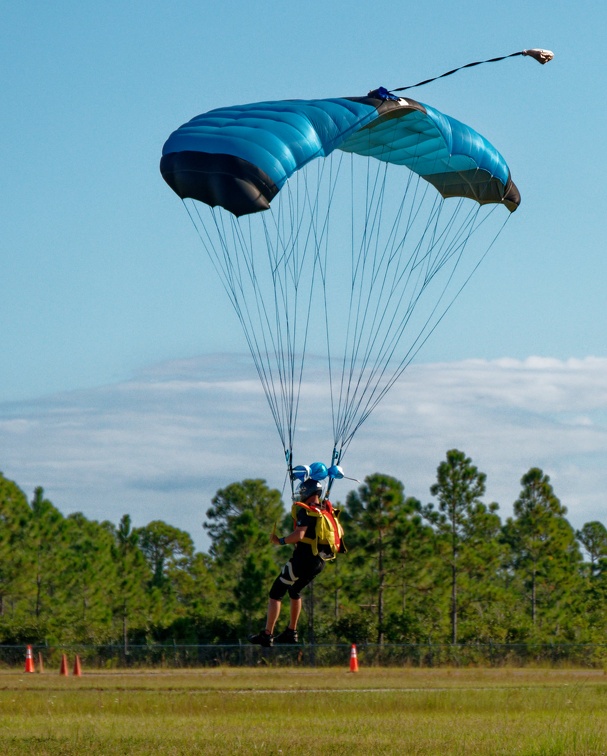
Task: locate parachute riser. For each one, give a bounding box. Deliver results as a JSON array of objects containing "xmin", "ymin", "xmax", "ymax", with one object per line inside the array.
[
  {"xmin": 325, "ymin": 446, "xmax": 341, "ymax": 499},
  {"xmin": 285, "ymin": 448, "xmax": 295, "ymax": 498}
]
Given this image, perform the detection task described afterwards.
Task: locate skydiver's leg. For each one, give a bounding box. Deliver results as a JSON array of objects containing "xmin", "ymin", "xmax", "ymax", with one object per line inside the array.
[
  {"xmin": 266, "ymin": 553, "xmax": 324, "ymax": 642},
  {"xmin": 276, "ymin": 555, "xmax": 325, "ymax": 641},
  {"xmin": 288, "ymin": 597, "xmax": 302, "ymax": 630},
  {"xmin": 266, "ymin": 598, "xmax": 282, "ymax": 634},
  {"xmin": 249, "ymin": 569, "xmax": 289, "ymax": 645}
]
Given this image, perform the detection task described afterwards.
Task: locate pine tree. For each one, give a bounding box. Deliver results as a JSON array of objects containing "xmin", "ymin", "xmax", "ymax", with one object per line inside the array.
[
  {"xmin": 204, "ymin": 479, "xmax": 284, "ymax": 635},
  {"xmin": 135, "ymin": 520, "xmax": 195, "ymax": 632},
  {"xmin": 62, "ymin": 513, "xmax": 117, "ymax": 642},
  {"xmin": 576, "ymin": 521, "xmax": 607, "ymax": 578},
  {"xmin": 502, "ymin": 468, "xmax": 582, "ymax": 640},
  {"xmin": 346, "ymin": 473, "xmax": 426, "ymax": 644},
  {"xmin": 574, "ymin": 521, "xmax": 607, "ymax": 642},
  {"xmin": 423, "ymin": 450, "xmax": 488, "ymax": 644},
  {"xmin": 109, "ymin": 514, "xmax": 152, "ymax": 650},
  {"xmin": 0, "ymin": 473, "xmax": 33, "ymax": 638},
  {"xmin": 28, "ymin": 487, "xmax": 69, "ymax": 639}
]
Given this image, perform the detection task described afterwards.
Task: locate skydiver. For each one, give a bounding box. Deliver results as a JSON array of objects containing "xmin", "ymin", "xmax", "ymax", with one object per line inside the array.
[{"xmin": 248, "ymin": 478, "xmax": 346, "ymax": 647}]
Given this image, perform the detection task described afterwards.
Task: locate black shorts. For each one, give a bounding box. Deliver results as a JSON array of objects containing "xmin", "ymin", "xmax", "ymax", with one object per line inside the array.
[{"xmin": 269, "ymin": 546, "xmax": 326, "ymax": 601}]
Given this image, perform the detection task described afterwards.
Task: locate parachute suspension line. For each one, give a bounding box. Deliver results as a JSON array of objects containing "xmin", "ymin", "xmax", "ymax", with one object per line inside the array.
[
  {"xmin": 333, "ymin": 151, "xmax": 389, "ymax": 447},
  {"xmin": 297, "ymin": 151, "xmax": 344, "ymax": 468},
  {"xmin": 335, "ymin": 158, "xmax": 412, "ymax": 447},
  {"xmin": 333, "ymin": 152, "xmax": 378, "ymax": 446},
  {"xmin": 289, "ymin": 166, "xmax": 319, "ymax": 460},
  {"xmin": 335, "ymin": 170, "xmax": 416, "ymax": 446},
  {"xmin": 338, "ymin": 198, "xmax": 477, "ymax": 452},
  {"xmin": 351, "ymin": 209, "xmax": 512, "ymax": 440},
  {"xmin": 347, "ymin": 199, "xmax": 478, "ymax": 424},
  {"xmin": 259, "ymin": 210, "xmax": 291, "ymax": 454},
  {"xmin": 388, "ymin": 48, "xmax": 554, "ymax": 94},
  {"xmin": 387, "ymin": 203, "xmax": 511, "ymax": 382},
  {"xmin": 327, "ymin": 150, "xmax": 358, "ymax": 457},
  {"xmin": 325, "ymin": 151, "xmax": 358, "ymax": 460},
  {"xmin": 251, "ymin": 151, "xmax": 343, "ymax": 474},
  {"xmin": 262, "ymin": 195, "xmax": 294, "ymax": 456},
  {"xmin": 183, "ymin": 200, "xmax": 240, "ymax": 313},
  {"xmin": 187, "ymin": 202, "xmax": 278, "ymax": 424},
  {"xmin": 262, "ymin": 174, "xmax": 311, "ymax": 484},
  {"xmin": 314, "ymin": 151, "xmax": 347, "ymax": 465},
  {"xmin": 327, "ymin": 147, "xmax": 514, "ymax": 458},
  {"xmin": 263, "ymin": 162, "xmax": 326, "ymax": 463},
  {"xmin": 261, "ymin": 186, "xmax": 304, "ymax": 463},
  {"xmin": 333, "ymin": 137, "xmax": 424, "ymax": 450},
  {"xmin": 222, "ymin": 211, "xmax": 290, "ymax": 451},
  {"xmin": 185, "ymin": 198, "xmax": 291, "ymax": 449},
  {"xmin": 226, "ymin": 214, "xmax": 290, "ymax": 447},
  {"xmin": 278, "ymin": 182, "xmax": 298, "ymax": 468},
  {"xmin": 281, "ymin": 167, "xmax": 318, "ymax": 464},
  {"xmin": 199, "ymin": 198, "xmax": 299, "ymax": 454},
  {"xmin": 324, "ymin": 152, "xmax": 348, "ymax": 446},
  {"xmin": 336, "ymin": 158, "xmax": 391, "ymax": 444},
  {"xmin": 339, "ymin": 204, "xmax": 512, "ymax": 456}
]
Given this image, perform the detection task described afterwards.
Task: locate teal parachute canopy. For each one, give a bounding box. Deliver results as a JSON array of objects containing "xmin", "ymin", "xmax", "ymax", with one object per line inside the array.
[
  {"xmin": 161, "ymin": 92, "xmax": 519, "ymax": 217},
  {"xmin": 160, "ymin": 89, "xmax": 519, "ymax": 484}
]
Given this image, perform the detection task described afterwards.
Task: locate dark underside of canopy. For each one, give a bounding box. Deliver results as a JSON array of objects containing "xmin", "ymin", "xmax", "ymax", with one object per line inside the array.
[
  {"xmin": 425, "ymin": 171, "xmax": 520, "ymax": 211},
  {"xmin": 160, "ymin": 151, "xmax": 279, "ymax": 217}
]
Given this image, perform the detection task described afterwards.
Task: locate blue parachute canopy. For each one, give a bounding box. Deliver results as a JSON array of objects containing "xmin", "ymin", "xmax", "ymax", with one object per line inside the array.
[
  {"xmin": 159, "ymin": 88, "xmax": 522, "ymax": 474},
  {"xmin": 161, "ymin": 92, "xmax": 519, "ymax": 216}
]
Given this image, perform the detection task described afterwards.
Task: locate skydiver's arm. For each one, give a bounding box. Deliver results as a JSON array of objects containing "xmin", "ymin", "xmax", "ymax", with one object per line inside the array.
[{"xmin": 271, "ymin": 525, "xmax": 307, "ymax": 546}]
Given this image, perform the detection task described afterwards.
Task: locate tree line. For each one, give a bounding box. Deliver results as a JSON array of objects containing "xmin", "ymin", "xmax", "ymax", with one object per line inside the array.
[{"xmin": 1, "ymin": 449, "xmax": 606, "ymax": 647}]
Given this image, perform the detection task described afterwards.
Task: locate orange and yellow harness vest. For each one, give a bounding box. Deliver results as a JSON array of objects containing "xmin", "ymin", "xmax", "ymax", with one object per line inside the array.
[{"xmin": 291, "ymin": 500, "xmax": 345, "ymax": 560}]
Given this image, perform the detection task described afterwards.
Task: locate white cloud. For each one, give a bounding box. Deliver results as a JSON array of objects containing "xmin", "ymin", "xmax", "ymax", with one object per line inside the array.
[{"xmin": 1, "ymin": 354, "xmax": 606, "ymax": 551}]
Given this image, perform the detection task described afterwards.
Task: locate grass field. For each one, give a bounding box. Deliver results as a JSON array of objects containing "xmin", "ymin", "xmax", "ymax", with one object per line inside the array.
[{"xmin": 1, "ymin": 666, "xmax": 606, "ymax": 754}]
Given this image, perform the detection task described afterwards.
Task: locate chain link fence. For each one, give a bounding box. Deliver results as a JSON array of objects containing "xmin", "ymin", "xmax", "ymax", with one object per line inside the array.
[{"xmin": 2, "ymin": 642, "xmax": 607, "ymax": 670}]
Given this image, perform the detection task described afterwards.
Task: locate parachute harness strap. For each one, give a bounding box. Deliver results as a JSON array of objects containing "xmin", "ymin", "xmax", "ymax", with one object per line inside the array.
[{"xmin": 387, "ymin": 48, "xmax": 554, "ymax": 94}]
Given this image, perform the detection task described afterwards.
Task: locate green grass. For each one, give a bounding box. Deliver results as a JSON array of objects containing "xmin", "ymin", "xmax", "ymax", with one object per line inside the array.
[{"xmin": 1, "ymin": 668, "xmax": 606, "ymax": 754}]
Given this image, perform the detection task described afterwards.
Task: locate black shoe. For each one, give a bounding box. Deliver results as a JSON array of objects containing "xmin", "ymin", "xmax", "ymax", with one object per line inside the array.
[
  {"xmin": 248, "ymin": 630, "xmax": 274, "ymax": 647},
  {"xmin": 273, "ymin": 627, "xmax": 299, "ymax": 644}
]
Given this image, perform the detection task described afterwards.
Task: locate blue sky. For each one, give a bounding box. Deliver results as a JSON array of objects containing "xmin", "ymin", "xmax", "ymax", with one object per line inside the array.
[{"xmin": 2, "ymin": 1, "xmax": 607, "ymax": 550}]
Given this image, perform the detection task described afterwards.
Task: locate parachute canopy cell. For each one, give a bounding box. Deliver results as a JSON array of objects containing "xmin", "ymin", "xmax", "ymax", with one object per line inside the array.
[{"xmin": 160, "ymin": 93, "xmax": 520, "ymax": 217}]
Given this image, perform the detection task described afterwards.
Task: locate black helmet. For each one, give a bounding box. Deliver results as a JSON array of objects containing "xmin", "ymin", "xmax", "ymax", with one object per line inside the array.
[{"xmin": 295, "ymin": 478, "xmax": 323, "ymax": 502}]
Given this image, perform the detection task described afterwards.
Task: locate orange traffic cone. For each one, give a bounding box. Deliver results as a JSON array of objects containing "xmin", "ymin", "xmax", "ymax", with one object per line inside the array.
[
  {"xmin": 59, "ymin": 654, "xmax": 69, "ymax": 676},
  {"xmin": 73, "ymin": 655, "xmax": 82, "ymax": 677},
  {"xmin": 349, "ymin": 643, "xmax": 359, "ymax": 673},
  {"xmin": 24, "ymin": 645, "xmax": 35, "ymax": 673}
]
